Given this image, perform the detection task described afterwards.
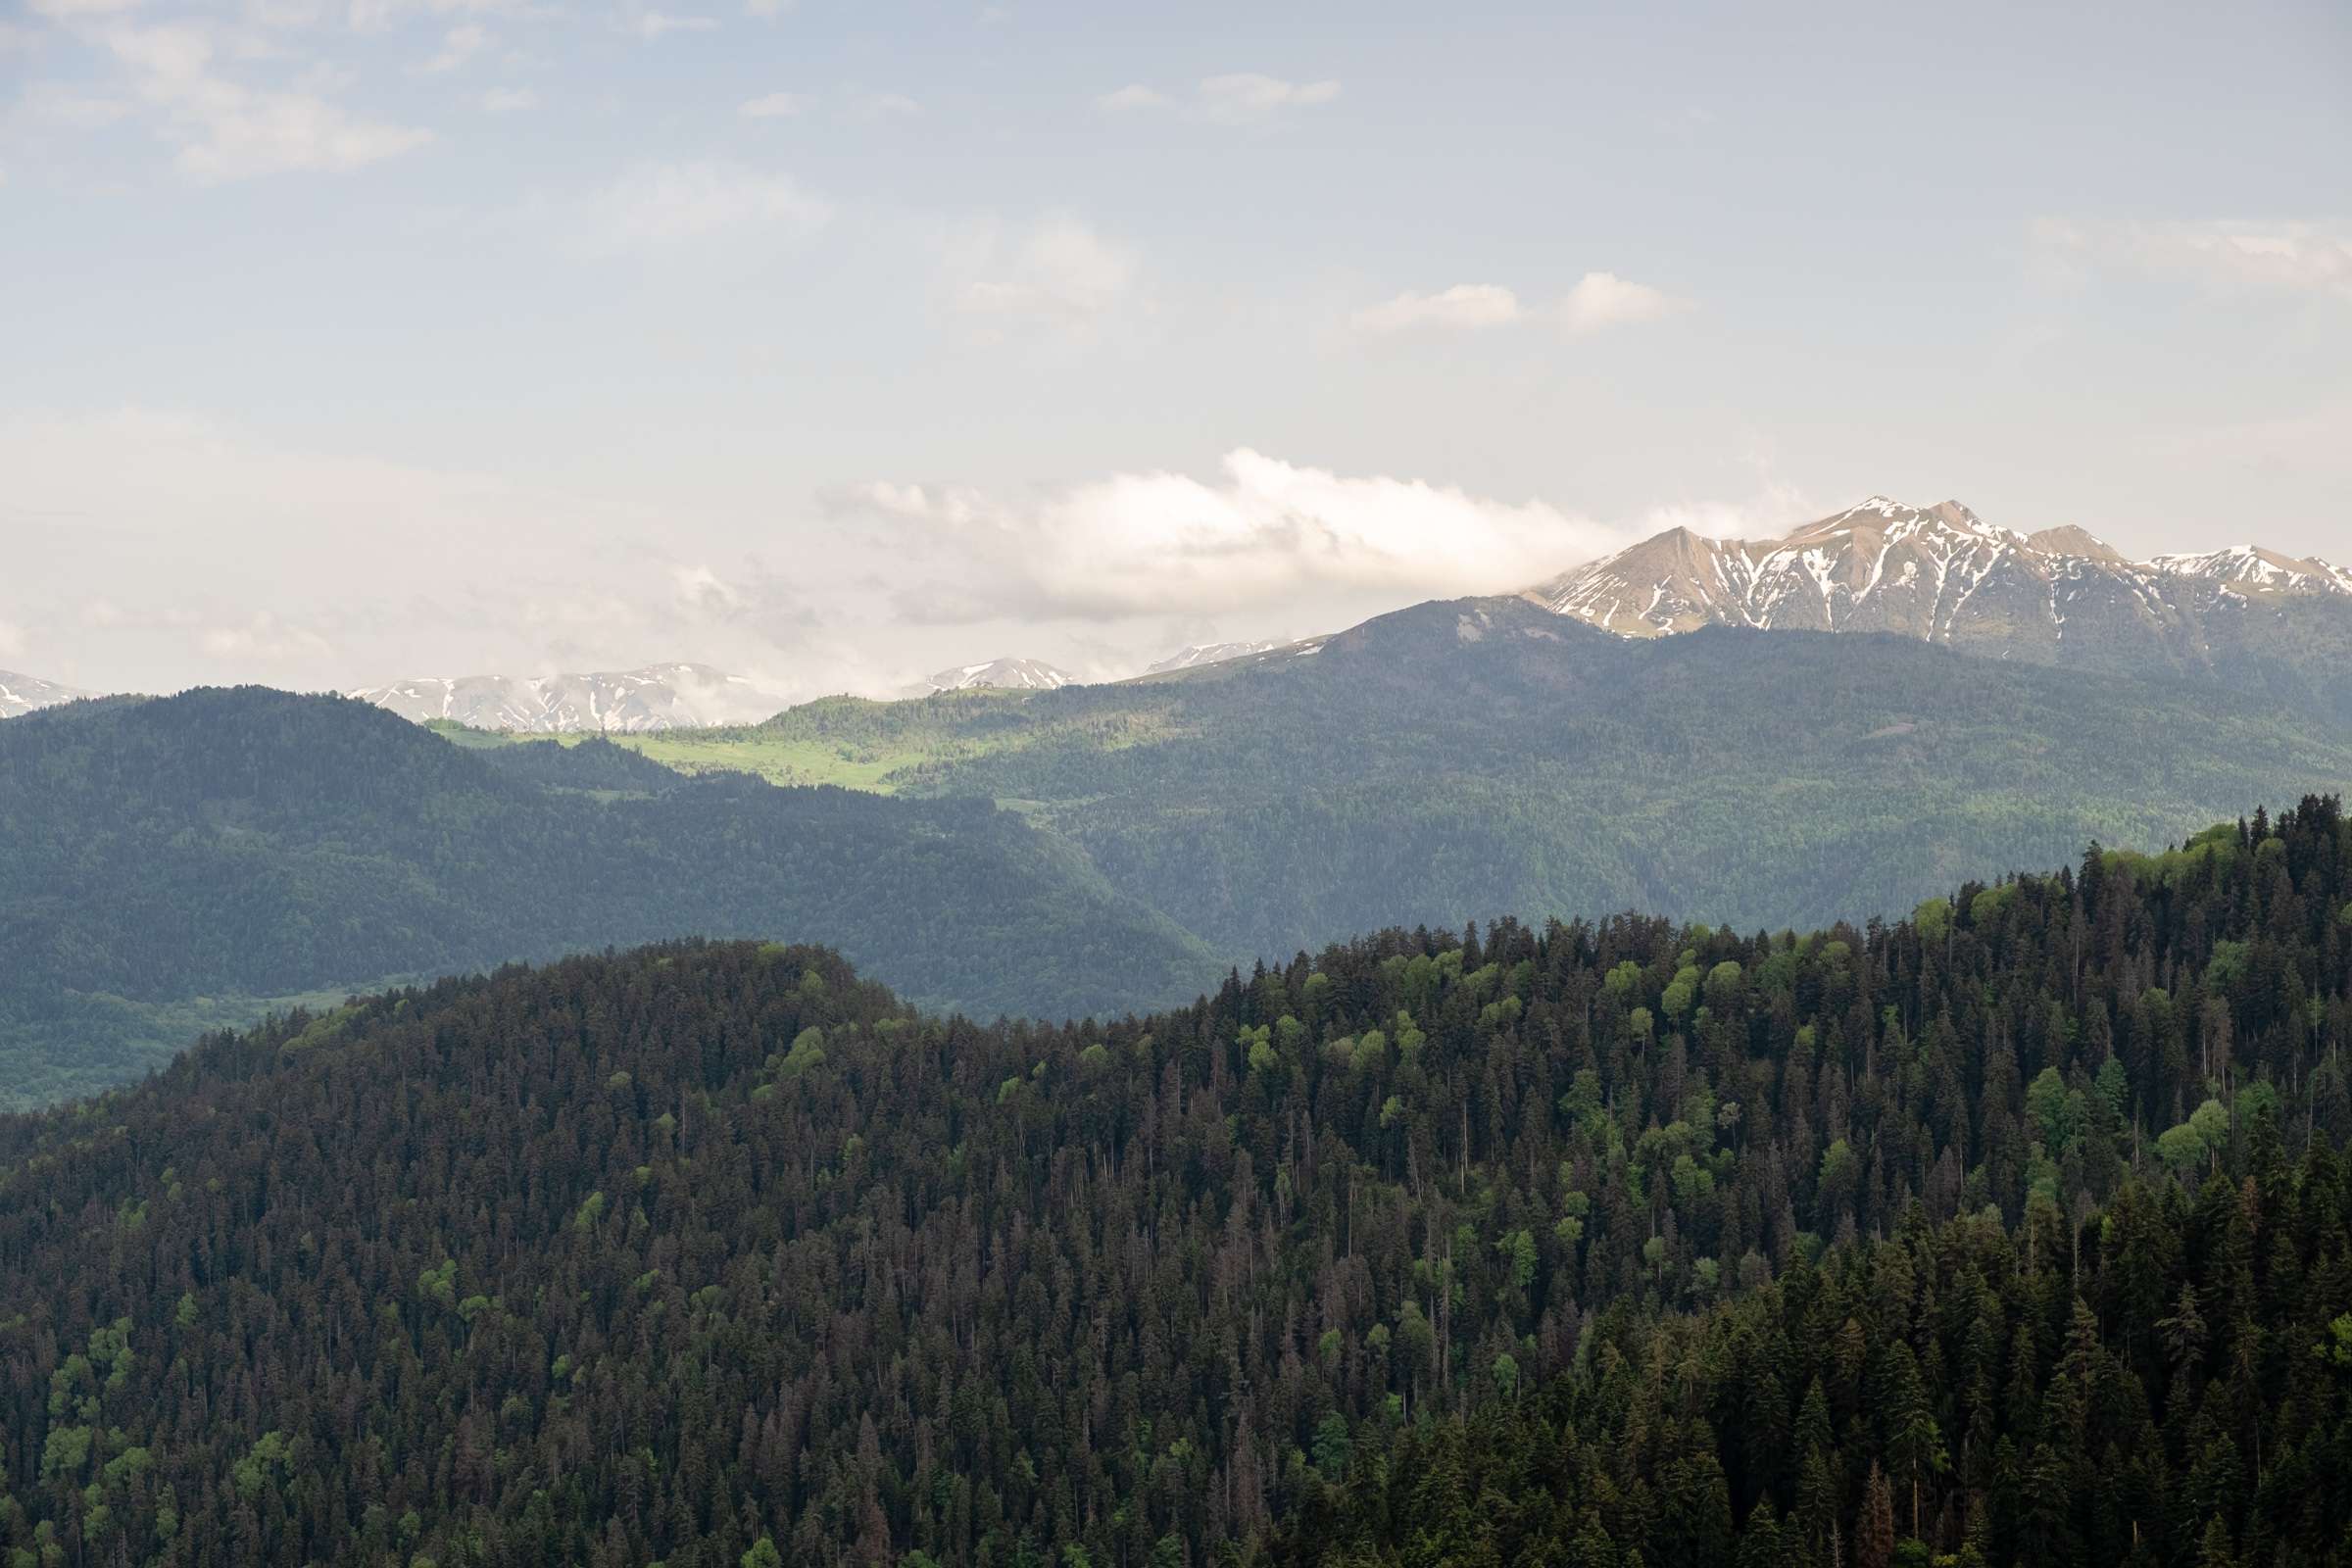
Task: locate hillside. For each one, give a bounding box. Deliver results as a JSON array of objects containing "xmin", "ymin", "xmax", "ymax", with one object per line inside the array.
[
  {"xmin": 0, "ymin": 689, "xmax": 1221, "ymax": 1105},
  {"xmin": 1531, "ymin": 496, "xmax": 2352, "ymax": 724},
  {"xmin": 714, "ymin": 599, "xmax": 2352, "ymax": 965},
  {"xmin": 0, "ymin": 799, "xmax": 2345, "ymax": 1567}
]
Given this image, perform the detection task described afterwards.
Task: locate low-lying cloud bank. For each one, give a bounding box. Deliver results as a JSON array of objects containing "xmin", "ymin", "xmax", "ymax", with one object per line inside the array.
[{"xmin": 2, "ymin": 411, "xmax": 1801, "ymax": 705}]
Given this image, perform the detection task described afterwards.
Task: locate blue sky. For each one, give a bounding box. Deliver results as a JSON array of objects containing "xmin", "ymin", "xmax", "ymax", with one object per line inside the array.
[{"xmin": 3, "ymin": 0, "xmax": 2348, "ymax": 700}]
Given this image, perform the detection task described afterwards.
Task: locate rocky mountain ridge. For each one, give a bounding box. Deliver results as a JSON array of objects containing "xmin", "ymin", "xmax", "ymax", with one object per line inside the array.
[{"xmin": 1530, "ymin": 495, "xmax": 2352, "ymax": 721}]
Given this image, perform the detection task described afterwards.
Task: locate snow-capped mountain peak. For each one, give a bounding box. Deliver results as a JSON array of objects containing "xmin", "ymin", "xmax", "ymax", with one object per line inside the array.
[
  {"xmin": 1144, "ymin": 640, "xmax": 1287, "ymax": 675},
  {"xmin": 350, "ymin": 663, "xmax": 779, "ymax": 732},
  {"xmin": 2145, "ymin": 544, "xmax": 2352, "ymax": 599},
  {"xmin": 1529, "ymin": 496, "xmax": 2350, "ymax": 681},
  {"xmin": 920, "ymin": 658, "xmax": 1075, "ymax": 693},
  {"xmin": 0, "ymin": 670, "xmax": 90, "ymax": 720}
]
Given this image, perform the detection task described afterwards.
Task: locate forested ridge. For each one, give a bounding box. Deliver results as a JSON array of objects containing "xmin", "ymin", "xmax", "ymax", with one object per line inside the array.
[
  {"xmin": 746, "ymin": 600, "xmax": 2352, "ymax": 965},
  {"xmin": 2, "ymin": 798, "xmax": 2349, "ymax": 1567},
  {"xmin": 16, "ymin": 604, "xmax": 2352, "ymax": 1108},
  {"xmin": 0, "ymin": 689, "xmax": 1220, "ymax": 1104}
]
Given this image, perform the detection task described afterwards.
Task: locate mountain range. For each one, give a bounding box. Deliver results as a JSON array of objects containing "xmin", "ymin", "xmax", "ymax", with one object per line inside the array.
[
  {"xmin": 748, "ymin": 596, "xmax": 2352, "ymax": 966},
  {"xmin": 15, "ymin": 597, "xmax": 2351, "ymax": 1104},
  {"xmin": 1531, "ymin": 495, "xmax": 2352, "ymax": 721},
  {"xmin": 15, "ymin": 495, "xmax": 2347, "ymax": 732},
  {"xmin": 349, "ymin": 662, "xmax": 779, "ymax": 732}
]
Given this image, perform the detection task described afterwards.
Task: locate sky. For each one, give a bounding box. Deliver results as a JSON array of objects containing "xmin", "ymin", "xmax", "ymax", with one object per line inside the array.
[{"xmin": 3, "ymin": 0, "xmax": 2348, "ymax": 705}]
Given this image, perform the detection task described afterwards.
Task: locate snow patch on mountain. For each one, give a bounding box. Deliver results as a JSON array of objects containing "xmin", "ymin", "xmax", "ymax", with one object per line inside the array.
[
  {"xmin": 1144, "ymin": 640, "xmax": 1287, "ymax": 675},
  {"xmin": 351, "ymin": 663, "xmax": 779, "ymax": 732},
  {"xmin": 0, "ymin": 670, "xmax": 91, "ymax": 719},
  {"xmin": 1532, "ymin": 497, "xmax": 2350, "ymax": 647},
  {"xmin": 918, "ymin": 658, "xmax": 1076, "ymax": 693}
]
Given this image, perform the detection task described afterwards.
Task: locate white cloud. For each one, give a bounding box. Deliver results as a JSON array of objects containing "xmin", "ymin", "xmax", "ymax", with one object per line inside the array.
[
  {"xmin": 1551, "ymin": 270, "xmax": 1686, "ymax": 334},
  {"xmin": 670, "ymin": 563, "xmax": 741, "ymax": 613},
  {"xmin": 423, "ymin": 21, "xmax": 488, "ymax": 70},
  {"xmin": 343, "ymin": 0, "xmax": 527, "ymax": 31},
  {"xmin": 0, "ymin": 618, "xmax": 24, "ymax": 661},
  {"xmin": 1351, "ymin": 283, "xmax": 1522, "ymax": 335},
  {"xmin": 1096, "ymin": 74, "xmax": 1339, "ymax": 124},
  {"xmin": 834, "ymin": 448, "xmax": 1642, "ymax": 621},
  {"xmin": 15, "ymin": 82, "xmax": 136, "ymax": 129},
  {"xmin": 0, "ymin": 408, "xmax": 863, "ymax": 698},
  {"xmin": 243, "ymin": 0, "xmax": 325, "ymax": 27},
  {"xmin": 1094, "ymin": 83, "xmax": 1168, "ymax": 112},
  {"xmin": 631, "ymin": 8, "xmax": 715, "ymax": 38},
  {"xmin": 948, "ymin": 216, "xmax": 1137, "ymax": 341},
  {"xmin": 737, "ymin": 90, "xmax": 807, "ymax": 119},
  {"xmin": 199, "ymin": 610, "xmax": 334, "ymax": 662},
  {"xmin": 0, "ymin": 411, "xmax": 1831, "ymax": 700},
  {"xmin": 1195, "ymin": 72, "xmax": 1339, "ymax": 125},
  {"xmin": 99, "ymin": 21, "xmax": 431, "ymax": 181},
  {"xmin": 743, "ymin": 0, "xmax": 789, "ymax": 14},
  {"xmin": 849, "ymin": 89, "xmax": 918, "ymax": 120},
  {"xmin": 2033, "ymin": 218, "xmax": 2352, "ymax": 301},
  {"xmin": 583, "ymin": 159, "xmax": 830, "ymax": 248},
  {"xmin": 479, "ymin": 84, "xmax": 536, "ymax": 111},
  {"xmin": 29, "ymin": 0, "xmax": 146, "ymax": 17},
  {"xmin": 1351, "ymin": 272, "xmax": 1685, "ymax": 338}
]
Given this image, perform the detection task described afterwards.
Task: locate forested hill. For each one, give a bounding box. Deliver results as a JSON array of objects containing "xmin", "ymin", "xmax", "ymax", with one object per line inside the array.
[
  {"xmin": 2, "ymin": 798, "xmax": 2346, "ymax": 1568},
  {"xmin": 745, "ymin": 598, "xmax": 2352, "ymax": 965},
  {"xmin": 0, "ymin": 688, "xmax": 1220, "ymax": 1103}
]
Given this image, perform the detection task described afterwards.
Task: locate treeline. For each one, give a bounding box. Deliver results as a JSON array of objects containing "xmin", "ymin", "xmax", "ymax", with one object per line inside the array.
[{"xmin": 0, "ymin": 797, "xmax": 2346, "ymax": 1567}]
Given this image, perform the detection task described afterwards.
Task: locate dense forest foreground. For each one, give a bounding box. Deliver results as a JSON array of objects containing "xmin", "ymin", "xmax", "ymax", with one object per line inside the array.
[{"xmin": 2, "ymin": 797, "xmax": 2350, "ymax": 1567}]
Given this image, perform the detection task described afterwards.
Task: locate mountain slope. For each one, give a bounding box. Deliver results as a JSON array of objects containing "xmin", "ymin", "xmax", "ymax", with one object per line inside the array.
[
  {"xmin": 1531, "ymin": 495, "xmax": 2352, "ymax": 722},
  {"xmin": 351, "ymin": 662, "xmax": 777, "ymax": 731},
  {"xmin": 0, "ymin": 800, "xmax": 2344, "ymax": 1567},
  {"xmin": 919, "ymin": 657, "xmax": 1075, "ymax": 692},
  {"xmin": 0, "ymin": 689, "xmax": 1220, "ymax": 1104},
  {"xmin": 1145, "ymin": 639, "xmax": 1287, "ymax": 674},
  {"xmin": 741, "ymin": 597, "xmax": 2352, "ymax": 964},
  {"xmin": 0, "ymin": 669, "xmax": 89, "ymax": 718}
]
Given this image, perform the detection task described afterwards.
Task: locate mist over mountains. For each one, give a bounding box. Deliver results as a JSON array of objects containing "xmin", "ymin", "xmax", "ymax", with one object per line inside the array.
[{"xmin": 12, "ymin": 495, "xmax": 2346, "ymax": 728}]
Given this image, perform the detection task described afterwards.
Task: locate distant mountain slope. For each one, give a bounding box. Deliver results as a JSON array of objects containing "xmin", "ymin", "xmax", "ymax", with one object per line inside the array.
[
  {"xmin": 351, "ymin": 662, "xmax": 777, "ymax": 731},
  {"xmin": 918, "ymin": 657, "xmax": 1075, "ymax": 692},
  {"xmin": 1145, "ymin": 639, "xmax": 1287, "ymax": 674},
  {"xmin": 0, "ymin": 689, "xmax": 1220, "ymax": 1104},
  {"xmin": 0, "ymin": 669, "xmax": 89, "ymax": 718},
  {"xmin": 1531, "ymin": 495, "xmax": 2352, "ymax": 722},
  {"xmin": 750, "ymin": 596, "xmax": 2352, "ymax": 962}
]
